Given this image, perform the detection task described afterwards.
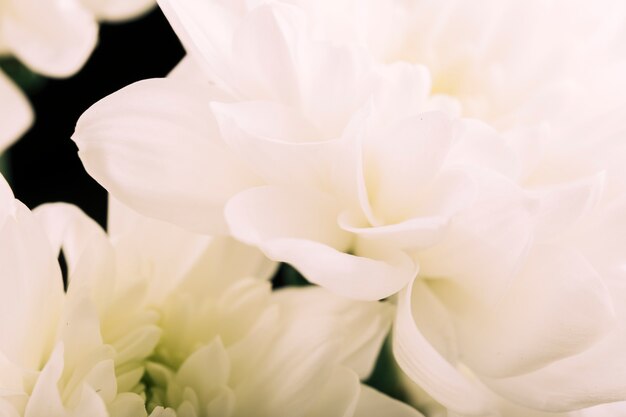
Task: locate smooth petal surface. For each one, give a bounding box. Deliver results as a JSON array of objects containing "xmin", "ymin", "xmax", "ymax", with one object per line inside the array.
[
  {"xmin": 354, "ymin": 385, "xmax": 425, "ymax": 417},
  {"xmin": 455, "ymin": 245, "xmax": 615, "ymax": 379},
  {"xmin": 393, "ymin": 280, "xmax": 494, "ymax": 416},
  {"xmin": 0, "ymin": 200, "xmax": 63, "ymax": 370},
  {"xmin": 0, "ymin": 70, "xmax": 33, "ymax": 153},
  {"xmin": 211, "ymin": 100, "xmax": 333, "ymax": 188},
  {"xmin": 2, "ymin": 0, "xmax": 97, "ymax": 77},
  {"xmin": 364, "ymin": 111, "xmax": 453, "ymax": 224},
  {"xmin": 73, "ymin": 78, "xmax": 259, "ymax": 234},
  {"xmin": 274, "ymin": 287, "xmax": 393, "ymax": 379},
  {"xmin": 156, "ymin": 0, "xmax": 238, "ymax": 90},
  {"xmin": 80, "ymin": 0, "xmax": 155, "ymax": 22}
]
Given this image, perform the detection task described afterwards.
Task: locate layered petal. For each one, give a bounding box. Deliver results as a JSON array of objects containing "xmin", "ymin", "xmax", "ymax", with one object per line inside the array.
[
  {"xmin": 73, "ymin": 78, "xmax": 259, "ymax": 234},
  {"xmin": 226, "ymin": 185, "xmax": 416, "ymax": 300},
  {"xmin": 393, "ymin": 280, "xmax": 494, "ymax": 416}
]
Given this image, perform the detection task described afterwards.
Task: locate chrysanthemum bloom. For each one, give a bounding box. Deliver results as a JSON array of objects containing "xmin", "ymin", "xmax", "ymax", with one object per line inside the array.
[
  {"xmin": 0, "ymin": 176, "xmax": 419, "ymax": 416},
  {"xmin": 0, "ymin": 0, "xmax": 155, "ymax": 152},
  {"xmin": 278, "ymin": 0, "xmax": 626, "ymax": 130},
  {"xmin": 72, "ymin": 1, "xmax": 626, "ymax": 416},
  {"xmin": 104, "ymin": 199, "xmax": 418, "ymax": 417},
  {"xmin": 74, "ymin": 1, "xmax": 526, "ymax": 300}
]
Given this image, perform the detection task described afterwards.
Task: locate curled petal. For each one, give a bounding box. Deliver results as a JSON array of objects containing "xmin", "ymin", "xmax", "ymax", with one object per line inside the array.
[{"xmin": 393, "ymin": 280, "xmax": 494, "ymax": 416}]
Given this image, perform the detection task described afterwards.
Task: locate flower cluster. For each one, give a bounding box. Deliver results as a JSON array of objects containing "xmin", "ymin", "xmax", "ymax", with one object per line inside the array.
[{"xmin": 2, "ymin": 0, "xmax": 626, "ymax": 416}]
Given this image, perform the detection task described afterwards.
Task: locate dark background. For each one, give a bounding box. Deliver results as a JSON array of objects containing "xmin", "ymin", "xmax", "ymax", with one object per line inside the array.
[{"xmin": 5, "ymin": 8, "xmax": 184, "ymax": 227}]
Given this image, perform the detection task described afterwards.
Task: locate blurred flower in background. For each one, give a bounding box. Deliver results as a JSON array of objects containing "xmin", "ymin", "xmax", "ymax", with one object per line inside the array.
[{"xmin": 0, "ymin": 0, "xmax": 155, "ymax": 153}]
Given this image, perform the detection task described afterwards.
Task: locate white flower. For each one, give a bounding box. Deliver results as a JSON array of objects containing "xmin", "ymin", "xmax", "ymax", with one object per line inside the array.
[
  {"xmin": 1, "ymin": 175, "xmax": 413, "ymax": 416},
  {"xmin": 104, "ymin": 199, "xmax": 420, "ymax": 417},
  {"xmin": 71, "ymin": 1, "xmax": 626, "ymax": 415},
  {"xmin": 0, "ymin": 0, "xmax": 155, "ymax": 150},
  {"xmin": 277, "ymin": 0, "xmax": 626, "ymax": 130},
  {"xmin": 73, "ymin": 1, "xmax": 524, "ymax": 302},
  {"xmin": 392, "ymin": 82, "xmax": 626, "ymax": 415},
  {"xmin": 0, "ymin": 174, "xmax": 128, "ymax": 416}
]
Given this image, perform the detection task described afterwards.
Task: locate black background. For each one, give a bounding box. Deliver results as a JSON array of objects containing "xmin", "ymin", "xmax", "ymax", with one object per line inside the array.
[{"xmin": 7, "ymin": 8, "xmax": 184, "ymax": 227}]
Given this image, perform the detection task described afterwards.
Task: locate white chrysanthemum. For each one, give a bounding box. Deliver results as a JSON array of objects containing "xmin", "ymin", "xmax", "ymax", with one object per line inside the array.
[
  {"xmin": 279, "ymin": 0, "xmax": 626, "ymax": 130},
  {"xmin": 0, "ymin": 180, "xmax": 421, "ymax": 416},
  {"xmin": 0, "ymin": 175, "xmax": 135, "ymax": 416},
  {"xmin": 74, "ymin": 1, "xmax": 525, "ymax": 302},
  {"xmin": 71, "ymin": 1, "xmax": 626, "ymax": 416},
  {"xmin": 0, "ymin": 0, "xmax": 155, "ymax": 152},
  {"xmin": 392, "ymin": 71, "xmax": 626, "ymax": 416},
  {"xmin": 104, "ymin": 199, "xmax": 419, "ymax": 417}
]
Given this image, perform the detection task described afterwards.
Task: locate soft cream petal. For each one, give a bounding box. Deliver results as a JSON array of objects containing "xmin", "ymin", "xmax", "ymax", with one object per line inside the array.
[
  {"xmin": 364, "ymin": 111, "xmax": 453, "ymax": 223},
  {"xmin": 305, "ymin": 366, "xmax": 360, "ymax": 417},
  {"xmin": 0, "ymin": 201, "xmax": 63, "ymax": 370},
  {"xmin": 2, "ymin": 0, "xmax": 97, "ymax": 77},
  {"xmin": 455, "ymin": 245, "xmax": 615, "ymax": 379},
  {"xmin": 226, "ymin": 186, "xmax": 416, "ymax": 300},
  {"xmin": 274, "ymin": 286, "xmax": 393, "ymax": 379},
  {"xmin": 354, "ymin": 385, "xmax": 425, "ymax": 417},
  {"xmin": 225, "ymin": 185, "xmax": 351, "ymax": 252},
  {"xmin": 0, "ymin": 70, "xmax": 32, "ymax": 153},
  {"xmin": 73, "ymin": 78, "xmax": 259, "ymax": 234},
  {"xmin": 107, "ymin": 197, "xmax": 217, "ymax": 303},
  {"xmin": 230, "ymin": 3, "xmax": 303, "ymax": 103},
  {"xmin": 211, "ymin": 100, "xmax": 333, "ymax": 188},
  {"xmin": 156, "ymin": 0, "xmax": 238, "ymax": 90},
  {"xmin": 80, "ymin": 0, "xmax": 155, "ymax": 22},
  {"xmin": 393, "ymin": 280, "xmax": 494, "ymax": 416},
  {"xmin": 482, "ymin": 282, "xmax": 626, "ymax": 412},
  {"xmin": 23, "ymin": 344, "xmax": 66, "ymax": 417}
]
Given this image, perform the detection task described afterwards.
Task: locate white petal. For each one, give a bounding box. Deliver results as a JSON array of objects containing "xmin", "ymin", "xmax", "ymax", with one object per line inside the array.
[
  {"xmin": 231, "ymin": 3, "xmax": 303, "ymax": 103},
  {"xmin": 167, "ymin": 55, "xmax": 206, "ymax": 82},
  {"xmin": 364, "ymin": 111, "xmax": 453, "ymax": 224},
  {"xmin": 354, "ymin": 385, "xmax": 425, "ymax": 417},
  {"xmin": 447, "ymin": 119, "xmax": 520, "ymax": 179},
  {"xmin": 418, "ymin": 171, "xmax": 534, "ymax": 307},
  {"xmin": 226, "ymin": 186, "xmax": 416, "ymax": 300},
  {"xmin": 107, "ymin": 197, "xmax": 216, "ymax": 303},
  {"xmin": 211, "ymin": 100, "xmax": 333, "ymax": 188},
  {"xmin": 393, "ymin": 280, "xmax": 494, "ymax": 416},
  {"xmin": 455, "ymin": 245, "xmax": 615, "ymax": 378},
  {"xmin": 80, "ymin": 0, "xmax": 155, "ymax": 22},
  {"xmin": 2, "ymin": 0, "xmax": 97, "ymax": 77},
  {"xmin": 369, "ymin": 62, "xmax": 432, "ymax": 127},
  {"xmin": 0, "ymin": 202, "xmax": 63, "ymax": 370},
  {"xmin": 225, "ymin": 185, "xmax": 351, "ymax": 253},
  {"xmin": 34, "ymin": 203, "xmax": 115, "ymax": 311},
  {"xmin": 305, "ymin": 367, "xmax": 360, "ymax": 417},
  {"xmin": 265, "ymin": 238, "xmax": 416, "ymax": 301},
  {"xmin": 24, "ymin": 344, "xmax": 65, "ymax": 416},
  {"xmin": 156, "ymin": 0, "xmax": 238, "ymax": 90},
  {"xmin": 481, "ymin": 282, "xmax": 626, "ymax": 412},
  {"xmin": 174, "ymin": 338, "xmax": 230, "ymax": 405},
  {"xmin": 108, "ymin": 393, "xmax": 149, "ymax": 417},
  {"xmin": 529, "ymin": 172, "xmax": 605, "ymax": 243},
  {"xmin": 274, "ymin": 286, "xmax": 393, "ymax": 379},
  {"xmin": 73, "ymin": 78, "xmax": 259, "ymax": 234},
  {"xmin": 0, "ymin": 70, "xmax": 32, "ymax": 153}
]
